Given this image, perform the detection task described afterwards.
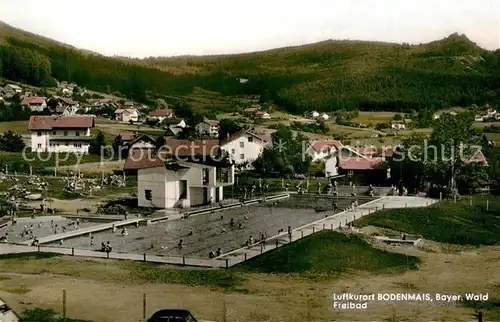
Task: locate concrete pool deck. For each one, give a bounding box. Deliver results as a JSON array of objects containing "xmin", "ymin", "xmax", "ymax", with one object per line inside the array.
[{"xmin": 0, "ymin": 196, "xmax": 437, "ymax": 268}]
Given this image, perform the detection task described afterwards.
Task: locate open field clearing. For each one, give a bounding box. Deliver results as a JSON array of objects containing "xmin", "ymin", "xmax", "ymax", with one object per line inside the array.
[
  {"xmin": 0, "ymin": 234, "xmax": 498, "ymax": 321},
  {"xmin": 352, "ymin": 111, "xmax": 397, "ymax": 124}
]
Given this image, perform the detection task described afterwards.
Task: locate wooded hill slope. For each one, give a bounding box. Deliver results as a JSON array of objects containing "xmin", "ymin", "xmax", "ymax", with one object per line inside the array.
[{"xmin": 1, "ymin": 21, "xmax": 499, "ymax": 113}]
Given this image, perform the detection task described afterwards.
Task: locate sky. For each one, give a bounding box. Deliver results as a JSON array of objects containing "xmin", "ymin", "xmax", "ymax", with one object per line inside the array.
[{"xmin": 0, "ymin": 0, "xmax": 499, "ymax": 58}]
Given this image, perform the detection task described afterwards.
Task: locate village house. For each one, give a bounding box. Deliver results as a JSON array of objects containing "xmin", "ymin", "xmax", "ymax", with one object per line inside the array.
[
  {"xmin": 88, "ymin": 98, "xmax": 112, "ymax": 107},
  {"xmin": 307, "ymin": 140, "xmax": 343, "ymax": 162},
  {"xmin": 242, "ymin": 107, "xmax": 260, "ymax": 117},
  {"xmin": 391, "ymin": 121, "xmax": 406, "ymax": 130},
  {"xmin": 3, "ymin": 84, "xmax": 22, "ymax": 97},
  {"xmin": 115, "ymin": 108, "xmax": 139, "ymax": 123},
  {"xmin": 21, "ymin": 97, "xmax": 47, "ymax": 112},
  {"xmin": 163, "ymin": 118, "xmax": 186, "ymax": 129},
  {"xmin": 48, "ymin": 97, "xmax": 80, "ymax": 115},
  {"xmin": 195, "ymin": 120, "xmax": 220, "ymax": 138},
  {"xmin": 28, "ymin": 115, "xmax": 95, "ymax": 154},
  {"xmin": 220, "ymin": 131, "xmax": 269, "ymax": 167},
  {"xmin": 127, "ymin": 134, "xmax": 157, "ymax": 152},
  {"xmin": 305, "ymin": 111, "xmax": 320, "ymax": 118},
  {"xmin": 125, "ymin": 139, "xmax": 234, "ymax": 208},
  {"xmin": 317, "ymin": 113, "xmax": 329, "ymax": 121},
  {"xmin": 255, "ymin": 111, "xmax": 271, "ymax": 119},
  {"xmin": 148, "ymin": 108, "xmax": 174, "ymax": 123},
  {"xmin": 324, "ymin": 145, "xmax": 389, "ymax": 184},
  {"xmin": 164, "ymin": 126, "xmax": 183, "ymax": 138}
]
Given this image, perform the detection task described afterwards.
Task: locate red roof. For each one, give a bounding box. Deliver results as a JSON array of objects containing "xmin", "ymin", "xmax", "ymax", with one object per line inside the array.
[
  {"xmin": 119, "ymin": 133, "xmax": 136, "ymax": 141},
  {"xmin": 124, "ymin": 150, "xmax": 164, "ymax": 170},
  {"xmin": 339, "ymin": 157, "xmax": 384, "ymax": 170},
  {"xmin": 352, "ymin": 147, "xmax": 378, "ymax": 156},
  {"xmin": 163, "ymin": 139, "xmax": 219, "ymax": 157},
  {"xmin": 148, "ymin": 109, "xmax": 172, "ymax": 117},
  {"xmin": 116, "ymin": 108, "xmax": 138, "ymax": 114},
  {"xmin": 89, "ymin": 99, "xmax": 111, "ymax": 104},
  {"xmin": 220, "ymin": 131, "xmax": 268, "ymax": 146},
  {"xmin": 21, "ymin": 97, "xmax": 46, "ymax": 105},
  {"xmin": 463, "ymin": 149, "xmax": 488, "ymax": 166},
  {"xmin": 28, "ymin": 116, "xmax": 94, "ymax": 130},
  {"xmin": 310, "ymin": 140, "xmax": 343, "ymax": 152},
  {"xmin": 124, "ymin": 139, "xmax": 221, "ymax": 170},
  {"xmin": 204, "ymin": 120, "xmax": 219, "ymax": 127}
]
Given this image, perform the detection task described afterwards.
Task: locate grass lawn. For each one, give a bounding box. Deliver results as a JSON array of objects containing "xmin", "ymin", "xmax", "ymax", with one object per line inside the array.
[
  {"xmin": 352, "ymin": 111, "xmax": 397, "ymax": 124},
  {"xmin": 0, "ymin": 120, "xmax": 29, "ymax": 134},
  {"xmin": 235, "ymin": 231, "xmax": 419, "ymax": 276},
  {"xmin": 0, "ymin": 152, "xmax": 103, "ymax": 175},
  {"xmin": 354, "ymin": 197, "xmax": 500, "ymax": 245},
  {"xmin": 0, "ymin": 253, "xmax": 241, "ymax": 290}
]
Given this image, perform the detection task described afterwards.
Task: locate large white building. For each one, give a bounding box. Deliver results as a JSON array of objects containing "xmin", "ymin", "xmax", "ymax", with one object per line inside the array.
[
  {"xmin": 28, "ymin": 115, "xmax": 95, "ymax": 154},
  {"xmin": 126, "ymin": 140, "xmax": 234, "ymax": 209},
  {"xmin": 220, "ymin": 131, "xmax": 268, "ymax": 166}
]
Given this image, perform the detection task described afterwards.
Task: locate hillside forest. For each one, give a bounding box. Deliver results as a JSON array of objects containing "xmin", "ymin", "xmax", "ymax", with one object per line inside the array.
[{"xmin": 1, "ymin": 22, "xmax": 500, "ymax": 114}]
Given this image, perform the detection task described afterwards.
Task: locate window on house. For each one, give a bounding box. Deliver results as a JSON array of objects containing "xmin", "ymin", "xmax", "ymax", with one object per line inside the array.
[
  {"xmin": 37, "ymin": 144, "xmax": 42, "ymax": 148},
  {"xmin": 37, "ymin": 131, "xmax": 42, "ymax": 137},
  {"xmin": 248, "ymin": 136, "xmax": 253, "ymax": 142},
  {"xmin": 52, "ymin": 131, "xmax": 56, "ymax": 135},
  {"xmin": 75, "ymin": 131, "xmax": 80, "ymax": 136},
  {"xmin": 64, "ymin": 131, "xmax": 68, "ymax": 136},
  {"xmin": 145, "ymin": 189, "xmax": 152, "ymax": 201},
  {"xmin": 231, "ymin": 149, "xmax": 235, "ymax": 154},
  {"xmin": 65, "ymin": 142, "xmax": 68, "ymax": 146},
  {"xmin": 202, "ymin": 168, "xmax": 209, "ymax": 185},
  {"xmin": 240, "ymin": 154, "xmax": 244, "ymax": 160},
  {"xmin": 56, "ymin": 143, "xmax": 60, "ymax": 147},
  {"xmin": 240, "ymin": 141, "xmax": 244, "ymax": 148}
]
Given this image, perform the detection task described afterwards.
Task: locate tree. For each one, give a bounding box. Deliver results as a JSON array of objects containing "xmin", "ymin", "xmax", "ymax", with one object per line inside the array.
[
  {"xmin": 112, "ymin": 135, "xmax": 124, "ymax": 159},
  {"xmin": 89, "ymin": 131, "xmax": 106, "ymax": 156},
  {"xmin": 0, "ymin": 131, "xmax": 25, "ymax": 152},
  {"xmin": 253, "ymin": 125, "xmax": 311, "ymax": 176},
  {"xmin": 174, "ymin": 102, "xmax": 203, "ymax": 126},
  {"xmin": 219, "ymin": 118, "xmax": 243, "ymax": 139},
  {"xmin": 395, "ymin": 112, "xmax": 488, "ymax": 193},
  {"xmin": 393, "ymin": 114, "xmax": 403, "ymax": 121}
]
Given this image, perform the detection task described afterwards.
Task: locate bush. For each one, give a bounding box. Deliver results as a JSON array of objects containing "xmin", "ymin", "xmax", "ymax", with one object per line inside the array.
[{"xmin": 21, "ymin": 308, "xmax": 92, "ymax": 322}]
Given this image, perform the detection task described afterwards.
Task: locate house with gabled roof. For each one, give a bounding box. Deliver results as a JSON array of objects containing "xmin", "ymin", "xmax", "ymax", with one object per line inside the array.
[
  {"xmin": 21, "ymin": 97, "xmax": 47, "ymax": 112},
  {"xmin": 148, "ymin": 108, "xmax": 173, "ymax": 122},
  {"xmin": 307, "ymin": 140, "xmax": 343, "ymax": 162},
  {"xmin": 28, "ymin": 115, "xmax": 95, "ymax": 154},
  {"xmin": 115, "ymin": 108, "xmax": 139, "ymax": 123},
  {"xmin": 195, "ymin": 120, "xmax": 220, "ymax": 138},
  {"xmin": 220, "ymin": 131, "xmax": 269, "ymax": 166},
  {"xmin": 124, "ymin": 139, "xmax": 234, "ymax": 209}
]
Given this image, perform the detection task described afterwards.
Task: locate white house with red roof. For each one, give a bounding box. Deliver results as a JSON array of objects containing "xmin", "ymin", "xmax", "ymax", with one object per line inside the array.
[
  {"xmin": 307, "ymin": 140, "xmax": 343, "ymax": 162},
  {"xmin": 220, "ymin": 131, "xmax": 269, "ymax": 166},
  {"xmin": 195, "ymin": 120, "xmax": 220, "ymax": 138},
  {"xmin": 324, "ymin": 145, "xmax": 386, "ymax": 178},
  {"xmin": 28, "ymin": 115, "xmax": 95, "ymax": 154},
  {"xmin": 115, "ymin": 108, "xmax": 139, "ymax": 123},
  {"xmin": 21, "ymin": 97, "xmax": 47, "ymax": 112},
  {"xmin": 147, "ymin": 108, "xmax": 173, "ymax": 123}
]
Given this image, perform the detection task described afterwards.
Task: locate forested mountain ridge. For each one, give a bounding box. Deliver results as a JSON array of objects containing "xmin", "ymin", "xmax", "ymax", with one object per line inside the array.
[{"xmin": 1, "ymin": 20, "xmax": 500, "ymax": 113}]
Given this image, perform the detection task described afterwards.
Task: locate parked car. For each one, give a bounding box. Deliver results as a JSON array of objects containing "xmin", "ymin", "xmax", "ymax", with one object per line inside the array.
[{"xmin": 147, "ymin": 309, "xmax": 197, "ymax": 322}]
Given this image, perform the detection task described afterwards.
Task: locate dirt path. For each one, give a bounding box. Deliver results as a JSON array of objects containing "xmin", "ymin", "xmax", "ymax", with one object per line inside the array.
[{"xmin": 0, "ymin": 246, "xmax": 499, "ymax": 321}]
